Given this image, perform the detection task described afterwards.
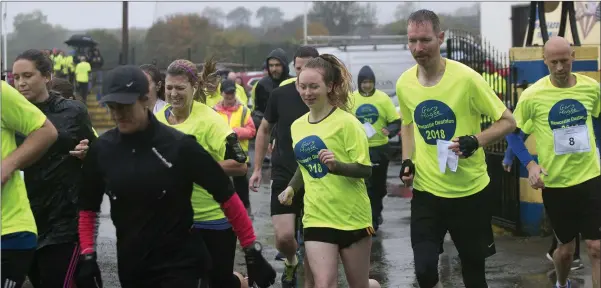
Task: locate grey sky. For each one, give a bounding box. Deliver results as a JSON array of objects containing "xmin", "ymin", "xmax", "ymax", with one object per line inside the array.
[{"xmin": 4, "ymin": 1, "xmax": 474, "ymax": 33}]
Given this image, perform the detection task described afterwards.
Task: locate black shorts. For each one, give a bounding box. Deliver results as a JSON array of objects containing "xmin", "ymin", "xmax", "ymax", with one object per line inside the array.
[
  {"xmin": 270, "ymin": 179, "xmax": 304, "ymax": 216},
  {"xmin": 303, "ymin": 227, "xmax": 374, "ymax": 249},
  {"xmin": 411, "ymin": 189, "xmax": 496, "ymax": 260},
  {"xmin": 542, "ymin": 176, "xmax": 601, "ymax": 244},
  {"xmin": 1, "ymin": 248, "xmax": 35, "ymax": 288},
  {"xmin": 195, "ymin": 228, "xmax": 240, "ymax": 288}
]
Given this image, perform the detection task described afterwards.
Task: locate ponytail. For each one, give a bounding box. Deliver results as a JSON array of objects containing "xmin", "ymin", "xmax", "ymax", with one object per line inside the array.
[{"xmin": 195, "ymin": 57, "xmax": 219, "ymax": 104}]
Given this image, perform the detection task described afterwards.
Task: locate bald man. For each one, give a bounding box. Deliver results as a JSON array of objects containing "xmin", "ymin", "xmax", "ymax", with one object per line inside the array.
[
  {"xmin": 506, "ymin": 36, "xmax": 601, "ymax": 288},
  {"xmin": 228, "ymin": 71, "xmax": 249, "ymax": 107}
]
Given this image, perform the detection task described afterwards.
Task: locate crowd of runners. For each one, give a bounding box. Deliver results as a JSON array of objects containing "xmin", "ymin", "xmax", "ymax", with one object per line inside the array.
[{"xmin": 1, "ymin": 9, "xmax": 600, "ymax": 288}]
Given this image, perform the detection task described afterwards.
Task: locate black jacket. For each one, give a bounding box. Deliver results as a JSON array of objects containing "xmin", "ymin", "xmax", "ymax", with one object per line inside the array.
[
  {"xmin": 79, "ymin": 112, "xmax": 236, "ymax": 277},
  {"xmin": 17, "ymin": 92, "xmax": 97, "ymax": 249},
  {"xmin": 254, "ymin": 48, "xmax": 291, "ymax": 114}
]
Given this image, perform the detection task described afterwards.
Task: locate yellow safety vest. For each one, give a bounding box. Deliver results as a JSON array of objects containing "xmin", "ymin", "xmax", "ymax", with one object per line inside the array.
[{"xmin": 217, "ymin": 105, "xmax": 250, "ymax": 154}]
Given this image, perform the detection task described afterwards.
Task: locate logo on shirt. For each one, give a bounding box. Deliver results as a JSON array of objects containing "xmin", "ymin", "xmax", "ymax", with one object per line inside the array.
[
  {"xmin": 548, "ymin": 99, "xmax": 588, "ymax": 130},
  {"xmin": 414, "ymin": 100, "xmax": 456, "ymax": 145},
  {"xmin": 355, "ymin": 104, "xmax": 380, "ymax": 124},
  {"xmin": 294, "ymin": 135, "xmax": 329, "ymax": 178}
]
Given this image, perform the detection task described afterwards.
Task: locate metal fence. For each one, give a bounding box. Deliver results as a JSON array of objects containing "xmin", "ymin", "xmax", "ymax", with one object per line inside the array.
[{"xmin": 446, "ymin": 30, "xmax": 522, "ymax": 232}]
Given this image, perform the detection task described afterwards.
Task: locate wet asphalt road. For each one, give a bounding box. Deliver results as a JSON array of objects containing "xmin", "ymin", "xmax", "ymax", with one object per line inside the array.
[
  {"xmin": 21, "ymin": 140, "xmax": 593, "ymax": 288},
  {"xmin": 87, "ymin": 160, "xmax": 595, "ymax": 288}
]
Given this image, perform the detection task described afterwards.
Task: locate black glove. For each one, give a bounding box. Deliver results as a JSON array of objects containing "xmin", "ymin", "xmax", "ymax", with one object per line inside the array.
[
  {"xmin": 399, "ymin": 159, "xmax": 415, "ymax": 178},
  {"xmin": 75, "ymin": 253, "xmax": 103, "ymax": 288},
  {"xmin": 244, "ymin": 242, "xmax": 276, "ymax": 288},
  {"xmin": 457, "ymin": 135, "xmax": 480, "ymax": 158}
]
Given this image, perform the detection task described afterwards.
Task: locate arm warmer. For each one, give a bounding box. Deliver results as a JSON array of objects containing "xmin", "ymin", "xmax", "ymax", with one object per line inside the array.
[
  {"xmin": 288, "ymin": 167, "xmax": 304, "ymax": 193},
  {"xmin": 221, "ymin": 193, "xmax": 256, "ymax": 248},
  {"xmin": 78, "ymin": 210, "xmax": 97, "ymax": 254},
  {"xmin": 505, "ymin": 129, "xmax": 534, "ymax": 167},
  {"xmin": 331, "ymin": 162, "xmax": 372, "ymax": 178}
]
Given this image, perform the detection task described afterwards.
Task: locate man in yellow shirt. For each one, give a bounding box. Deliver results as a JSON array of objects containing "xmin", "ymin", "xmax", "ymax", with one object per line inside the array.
[
  {"xmin": 397, "ymin": 10, "xmax": 516, "ymax": 288},
  {"xmin": 507, "ymin": 36, "xmax": 601, "ymax": 288},
  {"xmin": 75, "ymin": 56, "xmax": 92, "ymax": 104},
  {"xmin": 1, "ymin": 81, "xmax": 58, "ymax": 288}
]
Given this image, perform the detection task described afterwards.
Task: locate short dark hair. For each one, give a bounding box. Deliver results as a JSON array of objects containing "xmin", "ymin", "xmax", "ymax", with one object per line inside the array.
[
  {"xmin": 140, "ymin": 64, "xmax": 165, "ymax": 100},
  {"xmin": 293, "ymin": 46, "xmax": 319, "ymax": 65},
  {"xmin": 407, "ymin": 9, "xmax": 441, "ymax": 33},
  {"xmin": 15, "ymin": 49, "xmax": 53, "ymax": 78}
]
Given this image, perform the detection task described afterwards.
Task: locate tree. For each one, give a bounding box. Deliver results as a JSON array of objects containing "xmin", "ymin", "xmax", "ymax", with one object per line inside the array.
[
  {"xmin": 201, "ymin": 7, "xmax": 225, "ymax": 27},
  {"xmin": 226, "ymin": 7, "xmax": 253, "ymax": 28},
  {"xmin": 7, "ymin": 11, "xmax": 69, "ymax": 67},
  {"xmin": 308, "ymin": 2, "xmax": 376, "ymax": 35},
  {"xmin": 144, "ymin": 13, "xmax": 217, "ymax": 68},
  {"xmin": 86, "ymin": 29, "xmax": 121, "ymax": 69},
  {"xmin": 256, "ymin": 6, "xmax": 284, "ymax": 31},
  {"xmin": 295, "ymin": 22, "xmax": 329, "ymax": 40},
  {"xmin": 394, "ymin": 2, "xmax": 417, "ymax": 21}
]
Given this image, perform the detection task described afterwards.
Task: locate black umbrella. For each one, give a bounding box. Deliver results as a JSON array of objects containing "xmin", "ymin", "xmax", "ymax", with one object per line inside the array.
[{"xmin": 65, "ymin": 34, "xmax": 97, "ymax": 48}]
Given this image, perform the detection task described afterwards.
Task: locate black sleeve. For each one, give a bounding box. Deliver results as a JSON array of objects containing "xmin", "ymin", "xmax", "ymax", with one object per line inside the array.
[
  {"xmin": 385, "ymin": 119, "xmax": 402, "ymax": 138},
  {"xmin": 254, "ymin": 84, "xmax": 267, "ymax": 113},
  {"xmin": 179, "ymin": 135, "xmax": 235, "ymax": 203},
  {"xmin": 78, "ymin": 141, "xmax": 106, "ymax": 212},
  {"xmin": 263, "ymin": 88, "xmax": 279, "ymax": 124},
  {"xmin": 76, "ymin": 104, "xmax": 98, "ymax": 144}
]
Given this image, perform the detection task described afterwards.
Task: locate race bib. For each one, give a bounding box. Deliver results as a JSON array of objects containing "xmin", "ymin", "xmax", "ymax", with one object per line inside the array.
[{"xmin": 552, "ymin": 125, "xmax": 591, "ymax": 155}]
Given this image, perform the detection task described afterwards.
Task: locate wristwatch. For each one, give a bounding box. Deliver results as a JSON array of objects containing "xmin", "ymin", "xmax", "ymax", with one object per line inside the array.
[{"xmin": 244, "ymin": 241, "xmax": 263, "ymax": 253}]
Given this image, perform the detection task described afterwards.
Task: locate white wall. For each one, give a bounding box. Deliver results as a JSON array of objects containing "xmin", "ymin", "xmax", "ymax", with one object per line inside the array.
[{"xmin": 480, "ymin": 2, "xmax": 522, "ymax": 53}]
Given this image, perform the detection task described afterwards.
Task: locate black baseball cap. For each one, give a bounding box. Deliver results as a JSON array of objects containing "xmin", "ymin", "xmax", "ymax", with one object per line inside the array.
[
  {"xmin": 221, "ymin": 79, "xmax": 236, "ymax": 94},
  {"xmin": 100, "ymin": 65, "xmax": 149, "ymax": 104}
]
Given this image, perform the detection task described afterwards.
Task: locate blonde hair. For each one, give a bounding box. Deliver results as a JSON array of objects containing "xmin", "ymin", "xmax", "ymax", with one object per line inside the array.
[
  {"xmin": 166, "ymin": 57, "xmax": 219, "ymax": 104},
  {"xmin": 299, "ymin": 54, "xmax": 354, "ymax": 111}
]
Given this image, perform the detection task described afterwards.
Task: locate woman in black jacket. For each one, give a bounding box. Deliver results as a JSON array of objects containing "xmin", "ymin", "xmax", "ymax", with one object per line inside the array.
[{"xmin": 12, "ymin": 49, "xmax": 98, "ymax": 288}]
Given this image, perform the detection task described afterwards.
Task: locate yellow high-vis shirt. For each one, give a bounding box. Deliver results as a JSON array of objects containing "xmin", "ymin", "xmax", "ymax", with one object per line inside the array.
[
  {"xmin": 1, "ymin": 81, "xmax": 46, "ymax": 236},
  {"xmin": 350, "ymin": 89, "xmax": 400, "ymax": 147},
  {"xmin": 291, "ymin": 108, "xmax": 372, "ymax": 231},
  {"xmin": 513, "ymin": 73, "xmax": 601, "ymax": 188},
  {"xmin": 156, "ymin": 101, "xmax": 234, "ymax": 221},
  {"xmin": 396, "ymin": 59, "xmax": 507, "ymax": 198}
]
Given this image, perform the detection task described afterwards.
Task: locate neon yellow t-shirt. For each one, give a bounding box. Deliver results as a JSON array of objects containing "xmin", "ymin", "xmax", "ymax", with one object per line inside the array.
[
  {"xmin": 291, "ymin": 108, "xmax": 372, "ymax": 230},
  {"xmin": 351, "ymin": 89, "xmax": 400, "ymax": 147},
  {"xmin": 513, "ymin": 74, "xmax": 601, "ymax": 188},
  {"xmin": 235, "ymin": 84, "xmax": 248, "ymax": 107},
  {"xmin": 396, "ymin": 59, "xmax": 507, "ymax": 198},
  {"xmin": 75, "ymin": 61, "xmax": 91, "ymax": 83},
  {"xmin": 280, "ymin": 77, "xmax": 296, "ymax": 87},
  {"xmin": 155, "ymin": 101, "xmax": 234, "ymax": 221},
  {"xmin": 1, "ymin": 81, "xmax": 46, "ymax": 236}
]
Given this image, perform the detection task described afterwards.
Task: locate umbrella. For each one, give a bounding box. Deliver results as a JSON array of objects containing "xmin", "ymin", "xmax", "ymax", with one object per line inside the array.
[{"xmin": 65, "ymin": 34, "xmax": 97, "ymax": 48}]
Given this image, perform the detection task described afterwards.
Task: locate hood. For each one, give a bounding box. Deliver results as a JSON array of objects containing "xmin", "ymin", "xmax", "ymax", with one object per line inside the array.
[
  {"xmin": 265, "ymin": 48, "xmax": 290, "ymax": 82},
  {"xmin": 358, "ymin": 66, "xmax": 375, "ymax": 85}
]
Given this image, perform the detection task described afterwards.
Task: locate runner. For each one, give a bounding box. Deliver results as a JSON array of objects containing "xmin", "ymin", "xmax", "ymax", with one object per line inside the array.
[
  {"xmin": 140, "ymin": 64, "xmax": 168, "ymax": 114},
  {"xmin": 1, "ymin": 80, "xmax": 58, "ymax": 288},
  {"xmin": 48, "ymin": 77, "xmax": 78, "ymax": 101},
  {"xmin": 249, "ymin": 46, "xmax": 319, "ymax": 287},
  {"xmin": 12, "ymin": 49, "xmax": 97, "ymax": 288},
  {"xmin": 278, "ymin": 54, "xmax": 379, "ymax": 288},
  {"xmin": 251, "ymin": 48, "xmax": 291, "ymax": 131},
  {"xmin": 155, "ymin": 59, "xmax": 270, "ymax": 288},
  {"xmin": 506, "ymin": 36, "xmax": 600, "ymax": 288},
  {"xmin": 214, "ymin": 79, "xmax": 256, "ymax": 216},
  {"xmin": 397, "ymin": 10, "xmax": 516, "ymax": 288},
  {"xmin": 350, "ymin": 65, "xmax": 401, "ymax": 232},
  {"xmin": 75, "ymin": 65, "xmax": 275, "ymax": 288}
]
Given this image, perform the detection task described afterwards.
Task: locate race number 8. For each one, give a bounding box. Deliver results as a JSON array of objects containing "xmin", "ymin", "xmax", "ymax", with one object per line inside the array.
[{"xmin": 569, "ymin": 137, "xmax": 575, "ymax": 146}]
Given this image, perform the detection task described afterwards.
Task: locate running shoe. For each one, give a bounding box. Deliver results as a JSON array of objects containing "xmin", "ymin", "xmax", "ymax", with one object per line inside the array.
[
  {"xmin": 554, "ymin": 279, "xmax": 572, "ymax": 288},
  {"xmin": 545, "ymin": 253, "xmax": 584, "ymax": 271},
  {"xmin": 281, "ymin": 258, "xmax": 299, "ymax": 288}
]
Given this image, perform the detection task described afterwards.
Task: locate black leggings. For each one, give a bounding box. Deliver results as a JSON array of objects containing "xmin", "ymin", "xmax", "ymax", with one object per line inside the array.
[
  {"xmin": 197, "ymin": 228, "xmax": 241, "ymax": 288},
  {"xmin": 367, "ymin": 146, "xmax": 390, "ymax": 231},
  {"xmin": 1, "ymin": 248, "xmax": 35, "ymax": 288},
  {"xmin": 29, "ymin": 242, "xmax": 80, "ymax": 288}
]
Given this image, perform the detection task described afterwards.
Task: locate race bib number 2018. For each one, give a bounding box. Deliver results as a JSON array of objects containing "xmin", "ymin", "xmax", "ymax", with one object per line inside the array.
[{"xmin": 553, "ymin": 125, "xmax": 591, "ymax": 155}]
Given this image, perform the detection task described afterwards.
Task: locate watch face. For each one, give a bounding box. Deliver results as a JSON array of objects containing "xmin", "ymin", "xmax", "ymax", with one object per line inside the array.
[{"xmin": 254, "ymin": 242, "xmax": 262, "ymax": 251}]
